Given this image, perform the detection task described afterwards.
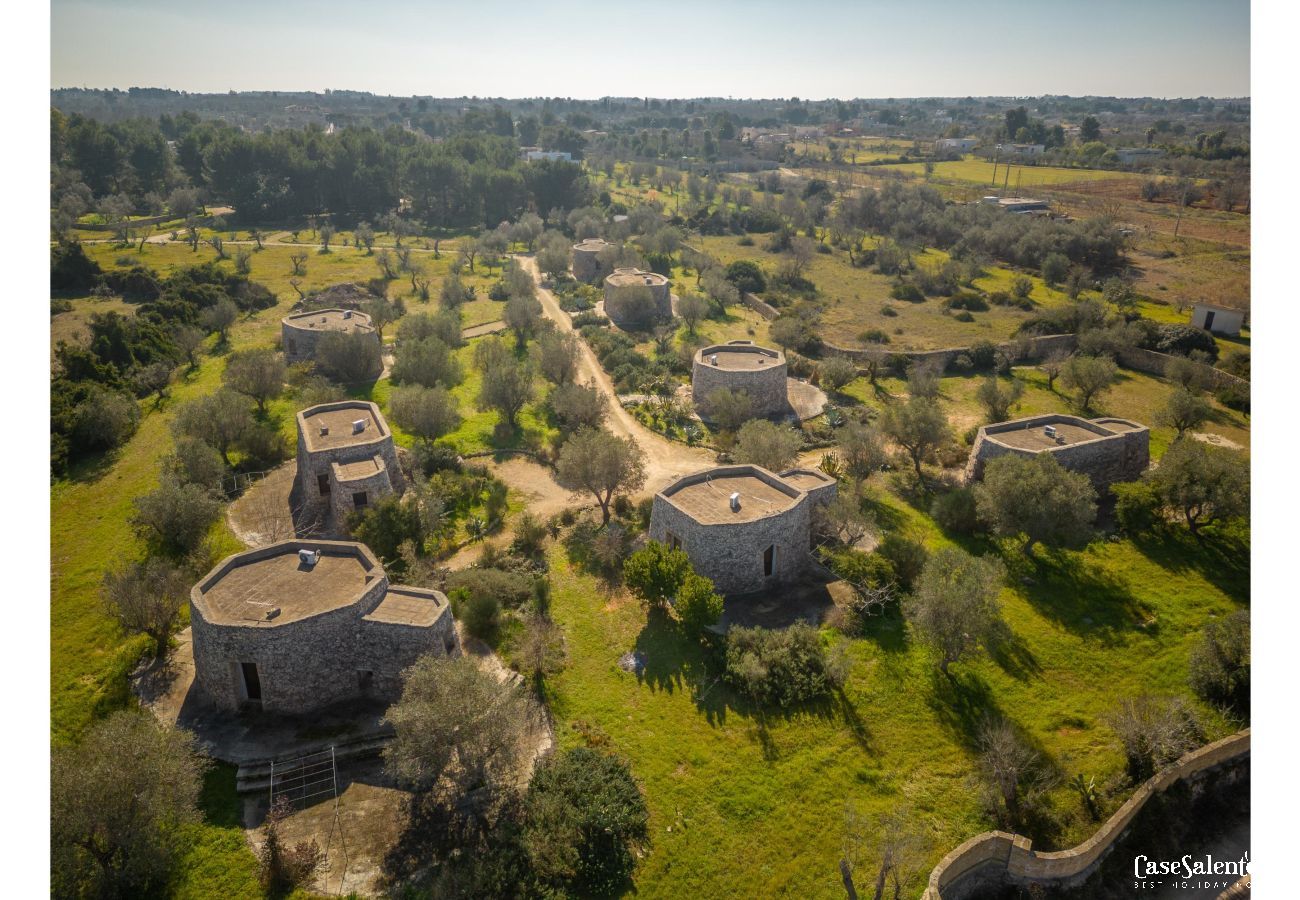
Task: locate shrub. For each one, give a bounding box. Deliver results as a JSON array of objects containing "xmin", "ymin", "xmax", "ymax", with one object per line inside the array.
[
  {"xmin": 880, "ymin": 304, "xmax": 898, "ymax": 317},
  {"xmin": 931, "ymin": 487, "xmax": 980, "ymax": 535},
  {"xmin": 1151, "ymin": 324, "xmax": 1219, "ymax": 361},
  {"xmin": 448, "ymin": 566, "xmax": 535, "ymax": 610},
  {"xmin": 859, "ymin": 328, "xmax": 890, "ymax": 345},
  {"xmin": 943, "ymin": 292, "xmax": 989, "ymax": 312},
  {"xmin": 622, "ymin": 541, "xmax": 691, "ymax": 608},
  {"xmin": 1188, "ymin": 610, "xmax": 1250, "ymax": 714},
  {"xmin": 131, "ymin": 479, "xmax": 222, "ymax": 555},
  {"xmin": 953, "ymin": 310, "xmax": 975, "ymax": 322},
  {"xmin": 876, "ymin": 533, "xmax": 928, "ymax": 590},
  {"xmin": 1215, "ymin": 382, "xmax": 1250, "ymax": 413},
  {"xmin": 675, "ymin": 573, "xmax": 724, "ymax": 636},
  {"xmin": 459, "ymin": 589, "xmax": 501, "ymax": 640},
  {"xmin": 724, "ymin": 259, "xmax": 767, "ymax": 294},
  {"xmin": 523, "ymin": 748, "xmax": 648, "ymax": 895},
  {"xmin": 890, "ymin": 281, "xmax": 925, "ymax": 302},
  {"xmin": 723, "ymin": 623, "xmax": 841, "ymax": 707},
  {"xmin": 1112, "ymin": 480, "xmax": 1162, "ymax": 535}
]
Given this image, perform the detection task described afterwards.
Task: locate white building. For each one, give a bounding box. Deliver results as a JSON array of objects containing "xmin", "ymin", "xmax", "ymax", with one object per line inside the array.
[
  {"xmin": 997, "ymin": 143, "xmax": 1046, "ymax": 157},
  {"xmin": 1190, "ymin": 302, "xmax": 1246, "ymax": 336},
  {"xmin": 521, "ymin": 148, "xmax": 573, "ymax": 162},
  {"xmin": 936, "ymin": 138, "xmax": 979, "ymax": 153}
]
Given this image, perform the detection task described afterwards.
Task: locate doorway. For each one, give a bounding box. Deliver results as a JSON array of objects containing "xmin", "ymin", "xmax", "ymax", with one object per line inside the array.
[
  {"xmin": 1204, "ymin": 310, "xmax": 1216, "ymax": 332},
  {"xmin": 240, "ymin": 661, "xmax": 262, "ymax": 703},
  {"xmin": 763, "ymin": 545, "xmax": 775, "ymax": 577}
]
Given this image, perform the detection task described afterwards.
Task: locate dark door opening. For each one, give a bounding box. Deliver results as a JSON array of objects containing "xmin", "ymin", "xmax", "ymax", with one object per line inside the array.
[
  {"xmin": 240, "ymin": 662, "xmax": 262, "ymax": 702},
  {"xmin": 352, "ymin": 491, "xmax": 368, "ymax": 509},
  {"xmin": 1204, "ymin": 310, "xmax": 1216, "ymax": 332},
  {"xmin": 763, "ymin": 545, "xmax": 775, "ymax": 577},
  {"xmin": 317, "ymin": 473, "xmax": 331, "ymax": 495},
  {"xmin": 357, "ymin": 670, "xmax": 374, "ymax": 692}
]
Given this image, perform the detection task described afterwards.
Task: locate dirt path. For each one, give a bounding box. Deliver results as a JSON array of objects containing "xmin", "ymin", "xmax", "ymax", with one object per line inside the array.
[{"xmin": 519, "ymin": 256, "xmax": 715, "ymax": 495}]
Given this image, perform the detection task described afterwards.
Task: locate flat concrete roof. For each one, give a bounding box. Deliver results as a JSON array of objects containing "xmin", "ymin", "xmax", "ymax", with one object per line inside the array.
[
  {"xmin": 993, "ymin": 421, "xmax": 1103, "ymax": 451},
  {"xmin": 282, "ymin": 308, "xmax": 374, "ymax": 334},
  {"xmin": 697, "ymin": 344, "xmax": 784, "ymax": 371},
  {"xmin": 661, "ymin": 466, "xmax": 801, "ymax": 524},
  {"xmin": 363, "ymin": 586, "xmax": 447, "ymax": 627},
  {"xmin": 196, "ymin": 542, "xmax": 380, "ymax": 626},
  {"xmin": 573, "ymin": 238, "xmax": 613, "ymax": 251},
  {"xmin": 781, "ymin": 468, "xmax": 834, "ymax": 491},
  {"xmin": 333, "ymin": 456, "xmax": 384, "ymax": 481},
  {"xmin": 299, "ymin": 402, "xmax": 388, "ymax": 453},
  {"xmin": 606, "ymin": 267, "xmax": 669, "ymax": 288}
]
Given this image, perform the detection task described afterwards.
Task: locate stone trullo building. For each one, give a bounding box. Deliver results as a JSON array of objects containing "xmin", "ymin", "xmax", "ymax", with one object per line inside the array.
[
  {"xmin": 293, "ymin": 400, "xmax": 404, "ymax": 533},
  {"xmin": 649, "ymin": 464, "xmax": 836, "ymax": 595},
  {"xmin": 281, "ymin": 308, "xmax": 382, "ymax": 377},
  {"xmin": 189, "ymin": 540, "xmax": 457, "ymax": 715},
  {"xmin": 571, "ymin": 237, "xmax": 615, "ymax": 283},
  {"xmin": 964, "ymin": 413, "xmax": 1150, "ymax": 492},
  {"xmin": 603, "ymin": 267, "xmax": 672, "ymax": 327},
  {"xmin": 692, "ymin": 340, "xmax": 790, "ymax": 420}
]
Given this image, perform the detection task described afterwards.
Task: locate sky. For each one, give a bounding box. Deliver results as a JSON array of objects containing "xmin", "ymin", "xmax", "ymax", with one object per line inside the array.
[{"xmin": 51, "ymin": 0, "xmax": 1249, "ymax": 99}]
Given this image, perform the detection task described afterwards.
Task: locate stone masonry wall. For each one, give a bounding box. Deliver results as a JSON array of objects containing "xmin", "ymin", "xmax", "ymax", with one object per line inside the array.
[
  {"xmin": 295, "ymin": 403, "xmax": 404, "ymax": 529},
  {"xmin": 649, "ymin": 490, "xmax": 813, "ymax": 595},
  {"xmin": 190, "ymin": 576, "xmax": 388, "ymax": 715},
  {"xmin": 357, "ymin": 592, "xmax": 458, "ymax": 698},
  {"xmin": 964, "ymin": 415, "xmax": 1150, "ymax": 492},
  {"xmin": 571, "ymin": 243, "xmax": 612, "ymax": 283},
  {"xmin": 923, "ymin": 730, "xmax": 1250, "ymax": 899},
  {"xmin": 329, "ymin": 458, "xmax": 396, "ymax": 530},
  {"xmin": 691, "ymin": 344, "xmax": 789, "ymax": 419},
  {"xmin": 282, "ymin": 312, "xmax": 381, "ymax": 371}
]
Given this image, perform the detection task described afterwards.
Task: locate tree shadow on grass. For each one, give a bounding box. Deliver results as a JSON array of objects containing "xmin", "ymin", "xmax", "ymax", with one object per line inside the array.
[
  {"xmin": 1016, "ymin": 548, "xmax": 1155, "ymax": 647},
  {"xmin": 858, "ymin": 602, "xmax": 909, "ymax": 654},
  {"xmin": 1128, "ymin": 525, "xmax": 1250, "ymax": 603},
  {"xmin": 926, "ymin": 668, "xmax": 1004, "ymax": 751},
  {"xmin": 631, "ymin": 606, "xmax": 700, "ymax": 698},
  {"xmin": 986, "ymin": 620, "xmax": 1043, "ymax": 682}
]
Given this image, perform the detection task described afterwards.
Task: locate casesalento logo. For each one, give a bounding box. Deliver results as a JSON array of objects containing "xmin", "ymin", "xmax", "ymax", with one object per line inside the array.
[{"xmin": 1134, "ymin": 852, "xmax": 1250, "ymax": 880}]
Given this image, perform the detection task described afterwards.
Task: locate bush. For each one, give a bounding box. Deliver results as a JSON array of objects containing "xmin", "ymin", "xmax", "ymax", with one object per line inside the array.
[
  {"xmin": 523, "ymin": 748, "xmax": 648, "ymax": 895},
  {"xmin": 622, "ymin": 541, "xmax": 690, "ymax": 608},
  {"xmin": 859, "ymin": 328, "xmax": 890, "ymax": 345},
  {"xmin": 724, "ymin": 259, "xmax": 767, "ymax": 294},
  {"xmin": 131, "ymin": 479, "xmax": 222, "ymax": 555},
  {"xmin": 1215, "ymin": 382, "xmax": 1250, "ymax": 413},
  {"xmin": 943, "ymin": 292, "xmax": 989, "ymax": 312},
  {"xmin": 458, "ymin": 589, "xmax": 501, "ymax": 640},
  {"xmin": 1112, "ymin": 480, "xmax": 1162, "ymax": 535},
  {"xmin": 447, "ymin": 566, "xmax": 535, "ymax": 610},
  {"xmin": 1151, "ymin": 324, "xmax": 1220, "ymax": 361},
  {"xmin": 1188, "ymin": 610, "xmax": 1249, "ymax": 714},
  {"xmin": 723, "ymin": 623, "xmax": 842, "ymax": 707},
  {"xmin": 890, "ymin": 281, "xmax": 925, "ymax": 302},
  {"xmin": 931, "ymin": 487, "xmax": 980, "ymax": 535},
  {"xmin": 876, "ymin": 533, "xmax": 928, "ymax": 590},
  {"xmin": 676, "ymin": 573, "xmax": 724, "ymax": 636}
]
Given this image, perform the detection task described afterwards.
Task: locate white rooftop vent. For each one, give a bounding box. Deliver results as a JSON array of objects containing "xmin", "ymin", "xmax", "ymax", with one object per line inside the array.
[
  {"xmin": 298, "ymin": 548, "xmax": 320, "ymax": 567},
  {"xmin": 343, "ymin": 310, "xmax": 353, "ymax": 319},
  {"xmin": 319, "ymin": 425, "xmax": 329, "ymax": 437},
  {"xmin": 729, "ymin": 492, "xmax": 741, "ymax": 512},
  {"xmin": 352, "ymin": 419, "xmax": 368, "ymax": 434},
  {"xmin": 710, "ymin": 354, "xmax": 719, "ymax": 366},
  {"xmin": 644, "ymin": 276, "xmax": 653, "ymax": 285},
  {"xmin": 1044, "ymin": 425, "xmax": 1057, "ymax": 438},
  {"xmin": 264, "ymin": 607, "xmax": 281, "ymax": 621}
]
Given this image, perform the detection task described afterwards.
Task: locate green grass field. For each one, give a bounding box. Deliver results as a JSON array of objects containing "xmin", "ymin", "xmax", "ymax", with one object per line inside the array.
[
  {"xmin": 543, "ymin": 489, "xmax": 1245, "ymax": 897},
  {"xmin": 876, "ymin": 157, "xmax": 1148, "ymax": 188}
]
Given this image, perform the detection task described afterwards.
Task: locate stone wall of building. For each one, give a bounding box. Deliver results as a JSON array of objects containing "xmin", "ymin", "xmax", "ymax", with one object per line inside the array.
[
  {"xmin": 190, "ymin": 544, "xmax": 455, "ymax": 716},
  {"xmin": 571, "ymin": 239, "xmax": 614, "ymax": 283},
  {"xmin": 329, "ymin": 456, "xmax": 396, "ymax": 528},
  {"xmin": 603, "ymin": 268, "xmax": 672, "ymax": 328},
  {"xmin": 691, "ymin": 342, "xmax": 789, "ymax": 419},
  {"xmin": 294, "ymin": 401, "xmax": 404, "ymax": 529},
  {"xmin": 281, "ymin": 308, "xmax": 381, "ymax": 372},
  {"xmin": 964, "ymin": 414, "xmax": 1150, "ymax": 492},
  {"xmin": 649, "ymin": 469, "xmax": 816, "ymax": 595},
  {"xmin": 922, "ymin": 730, "xmax": 1250, "ymax": 899}
]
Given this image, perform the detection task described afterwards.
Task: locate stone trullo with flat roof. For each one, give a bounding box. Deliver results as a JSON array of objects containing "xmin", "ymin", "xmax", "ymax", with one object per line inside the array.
[
  {"xmin": 692, "ymin": 340, "xmax": 790, "ymax": 420},
  {"xmin": 189, "ymin": 540, "xmax": 457, "ymax": 715},
  {"xmin": 293, "ymin": 400, "xmax": 404, "ymax": 534},
  {"xmin": 281, "ymin": 307, "xmax": 382, "ymax": 377},
  {"xmin": 964, "ymin": 413, "xmax": 1150, "ymax": 492},
  {"xmin": 649, "ymin": 464, "xmax": 836, "ymax": 595}
]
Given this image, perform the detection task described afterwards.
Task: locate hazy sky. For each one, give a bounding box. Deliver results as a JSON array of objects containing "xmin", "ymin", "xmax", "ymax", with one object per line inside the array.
[{"xmin": 51, "ymin": 0, "xmax": 1249, "ymax": 99}]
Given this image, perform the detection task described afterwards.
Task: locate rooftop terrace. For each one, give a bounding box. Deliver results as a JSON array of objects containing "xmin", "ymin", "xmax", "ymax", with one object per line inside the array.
[
  {"xmin": 195, "ymin": 542, "xmax": 380, "ymax": 627},
  {"xmin": 299, "ymin": 402, "xmax": 388, "ymax": 452},
  {"xmin": 696, "ymin": 343, "xmax": 784, "ymax": 371},
  {"xmin": 661, "ymin": 466, "xmax": 801, "ymax": 525},
  {"xmin": 606, "ymin": 267, "xmax": 669, "ymax": 287},
  {"xmin": 282, "ymin": 308, "xmax": 374, "ymax": 334}
]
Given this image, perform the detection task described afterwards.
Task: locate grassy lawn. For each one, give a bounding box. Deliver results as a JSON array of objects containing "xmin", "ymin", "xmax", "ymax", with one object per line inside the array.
[
  {"xmin": 543, "ymin": 485, "xmax": 1246, "ymax": 897},
  {"xmin": 876, "ymin": 157, "xmax": 1148, "ymax": 188}
]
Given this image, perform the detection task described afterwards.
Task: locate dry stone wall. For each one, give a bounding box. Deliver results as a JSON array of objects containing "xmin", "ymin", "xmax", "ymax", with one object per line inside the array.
[
  {"xmin": 691, "ymin": 343, "xmax": 789, "ymax": 419},
  {"xmin": 964, "ymin": 414, "xmax": 1150, "ymax": 492},
  {"xmin": 922, "ymin": 730, "xmax": 1250, "ymax": 899}
]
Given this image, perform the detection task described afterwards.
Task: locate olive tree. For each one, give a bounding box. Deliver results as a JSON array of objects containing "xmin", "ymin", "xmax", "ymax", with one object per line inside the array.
[
  {"xmin": 732, "ymin": 419, "xmax": 802, "ymax": 472},
  {"xmin": 974, "ymin": 453, "xmax": 1097, "ymax": 553},
  {"xmin": 389, "ymin": 384, "xmax": 461, "ymax": 444},
  {"xmin": 1155, "ymin": 387, "xmax": 1211, "ymax": 437},
  {"xmin": 555, "ymin": 428, "xmax": 646, "ymax": 524},
  {"xmin": 532, "ymin": 328, "xmax": 580, "ymax": 386},
  {"xmin": 316, "ymin": 330, "xmax": 383, "ymax": 383},
  {"xmin": 550, "ymin": 381, "xmax": 608, "ymax": 433},
  {"xmin": 476, "ymin": 357, "xmax": 535, "ymax": 429},
  {"xmin": 1060, "ymin": 354, "xmax": 1118, "ymax": 412},
  {"xmin": 702, "ymin": 387, "xmax": 754, "ymax": 432},
  {"xmin": 52, "ymin": 711, "xmax": 207, "ymax": 899},
  {"xmin": 1144, "ymin": 439, "xmax": 1249, "ymax": 537},
  {"xmin": 222, "ymin": 347, "xmax": 285, "ymax": 414},
  {"xmin": 819, "ymin": 357, "xmax": 859, "ymax": 394},
  {"xmin": 882, "ymin": 396, "xmax": 951, "ymax": 479},
  {"xmin": 835, "ymin": 420, "xmax": 888, "ymax": 481},
  {"xmin": 975, "ymin": 376, "xmax": 1024, "ymax": 423},
  {"xmin": 199, "ymin": 298, "xmax": 239, "ymax": 343},
  {"xmin": 131, "ymin": 479, "xmax": 223, "ymax": 554},
  {"xmin": 383, "ymin": 654, "xmax": 536, "ymax": 792},
  {"xmin": 100, "ymin": 558, "xmax": 192, "ymax": 661},
  {"xmin": 905, "ymin": 546, "xmax": 1005, "ymax": 674},
  {"xmin": 171, "ymin": 388, "xmax": 254, "ymax": 467},
  {"xmin": 676, "ymin": 291, "xmax": 709, "ymax": 335}
]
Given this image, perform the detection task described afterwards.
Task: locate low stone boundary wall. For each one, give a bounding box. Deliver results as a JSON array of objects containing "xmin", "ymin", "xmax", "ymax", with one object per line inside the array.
[
  {"xmin": 461, "ymin": 448, "xmax": 552, "ymax": 467},
  {"xmin": 1118, "ymin": 346, "xmax": 1248, "ymax": 392},
  {"xmin": 740, "ymin": 291, "xmax": 781, "ymax": 320},
  {"xmin": 822, "ymin": 333, "xmax": 1078, "ymax": 370},
  {"xmin": 76, "ymin": 213, "xmax": 220, "ymax": 233},
  {"xmin": 922, "ymin": 729, "xmax": 1250, "ymax": 899}
]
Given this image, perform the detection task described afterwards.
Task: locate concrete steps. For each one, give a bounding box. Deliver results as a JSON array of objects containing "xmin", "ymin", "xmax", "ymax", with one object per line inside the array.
[{"xmin": 235, "ymin": 731, "xmax": 392, "ymax": 794}]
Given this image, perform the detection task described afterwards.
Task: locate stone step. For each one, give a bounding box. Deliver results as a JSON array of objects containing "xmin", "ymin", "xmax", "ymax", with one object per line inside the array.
[{"xmin": 235, "ymin": 733, "xmax": 392, "ymax": 794}]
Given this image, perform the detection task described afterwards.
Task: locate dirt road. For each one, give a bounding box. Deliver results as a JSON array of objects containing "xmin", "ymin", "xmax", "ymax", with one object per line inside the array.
[{"xmin": 518, "ymin": 256, "xmax": 715, "ymax": 495}]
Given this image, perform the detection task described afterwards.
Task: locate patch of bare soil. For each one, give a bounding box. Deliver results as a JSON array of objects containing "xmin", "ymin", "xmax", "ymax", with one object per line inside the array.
[
  {"xmin": 226, "ymin": 461, "xmax": 302, "ymax": 548},
  {"xmin": 1192, "ymin": 431, "xmax": 1244, "ymax": 451}
]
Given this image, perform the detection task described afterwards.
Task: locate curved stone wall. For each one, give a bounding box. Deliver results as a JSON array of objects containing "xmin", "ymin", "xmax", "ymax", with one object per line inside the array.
[
  {"xmin": 603, "ymin": 267, "xmax": 672, "ymax": 327},
  {"xmin": 571, "ymin": 238, "xmax": 614, "ymax": 283},
  {"xmin": 964, "ymin": 413, "xmax": 1149, "ymax": 492},
  {"xmin": 281, "ymin": 307, "xmax": 381, "ymax": 374},
  {"xmin": 922, "ymin": 730, "xmax": 1250, "ymax": 899},
  {"xmin": 294, "ymin": 401, "xmax": 404, "ymax": 531},
  {"xmin": 691, "ymin": 341, "xmax": 789, "ymax": 419}
]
